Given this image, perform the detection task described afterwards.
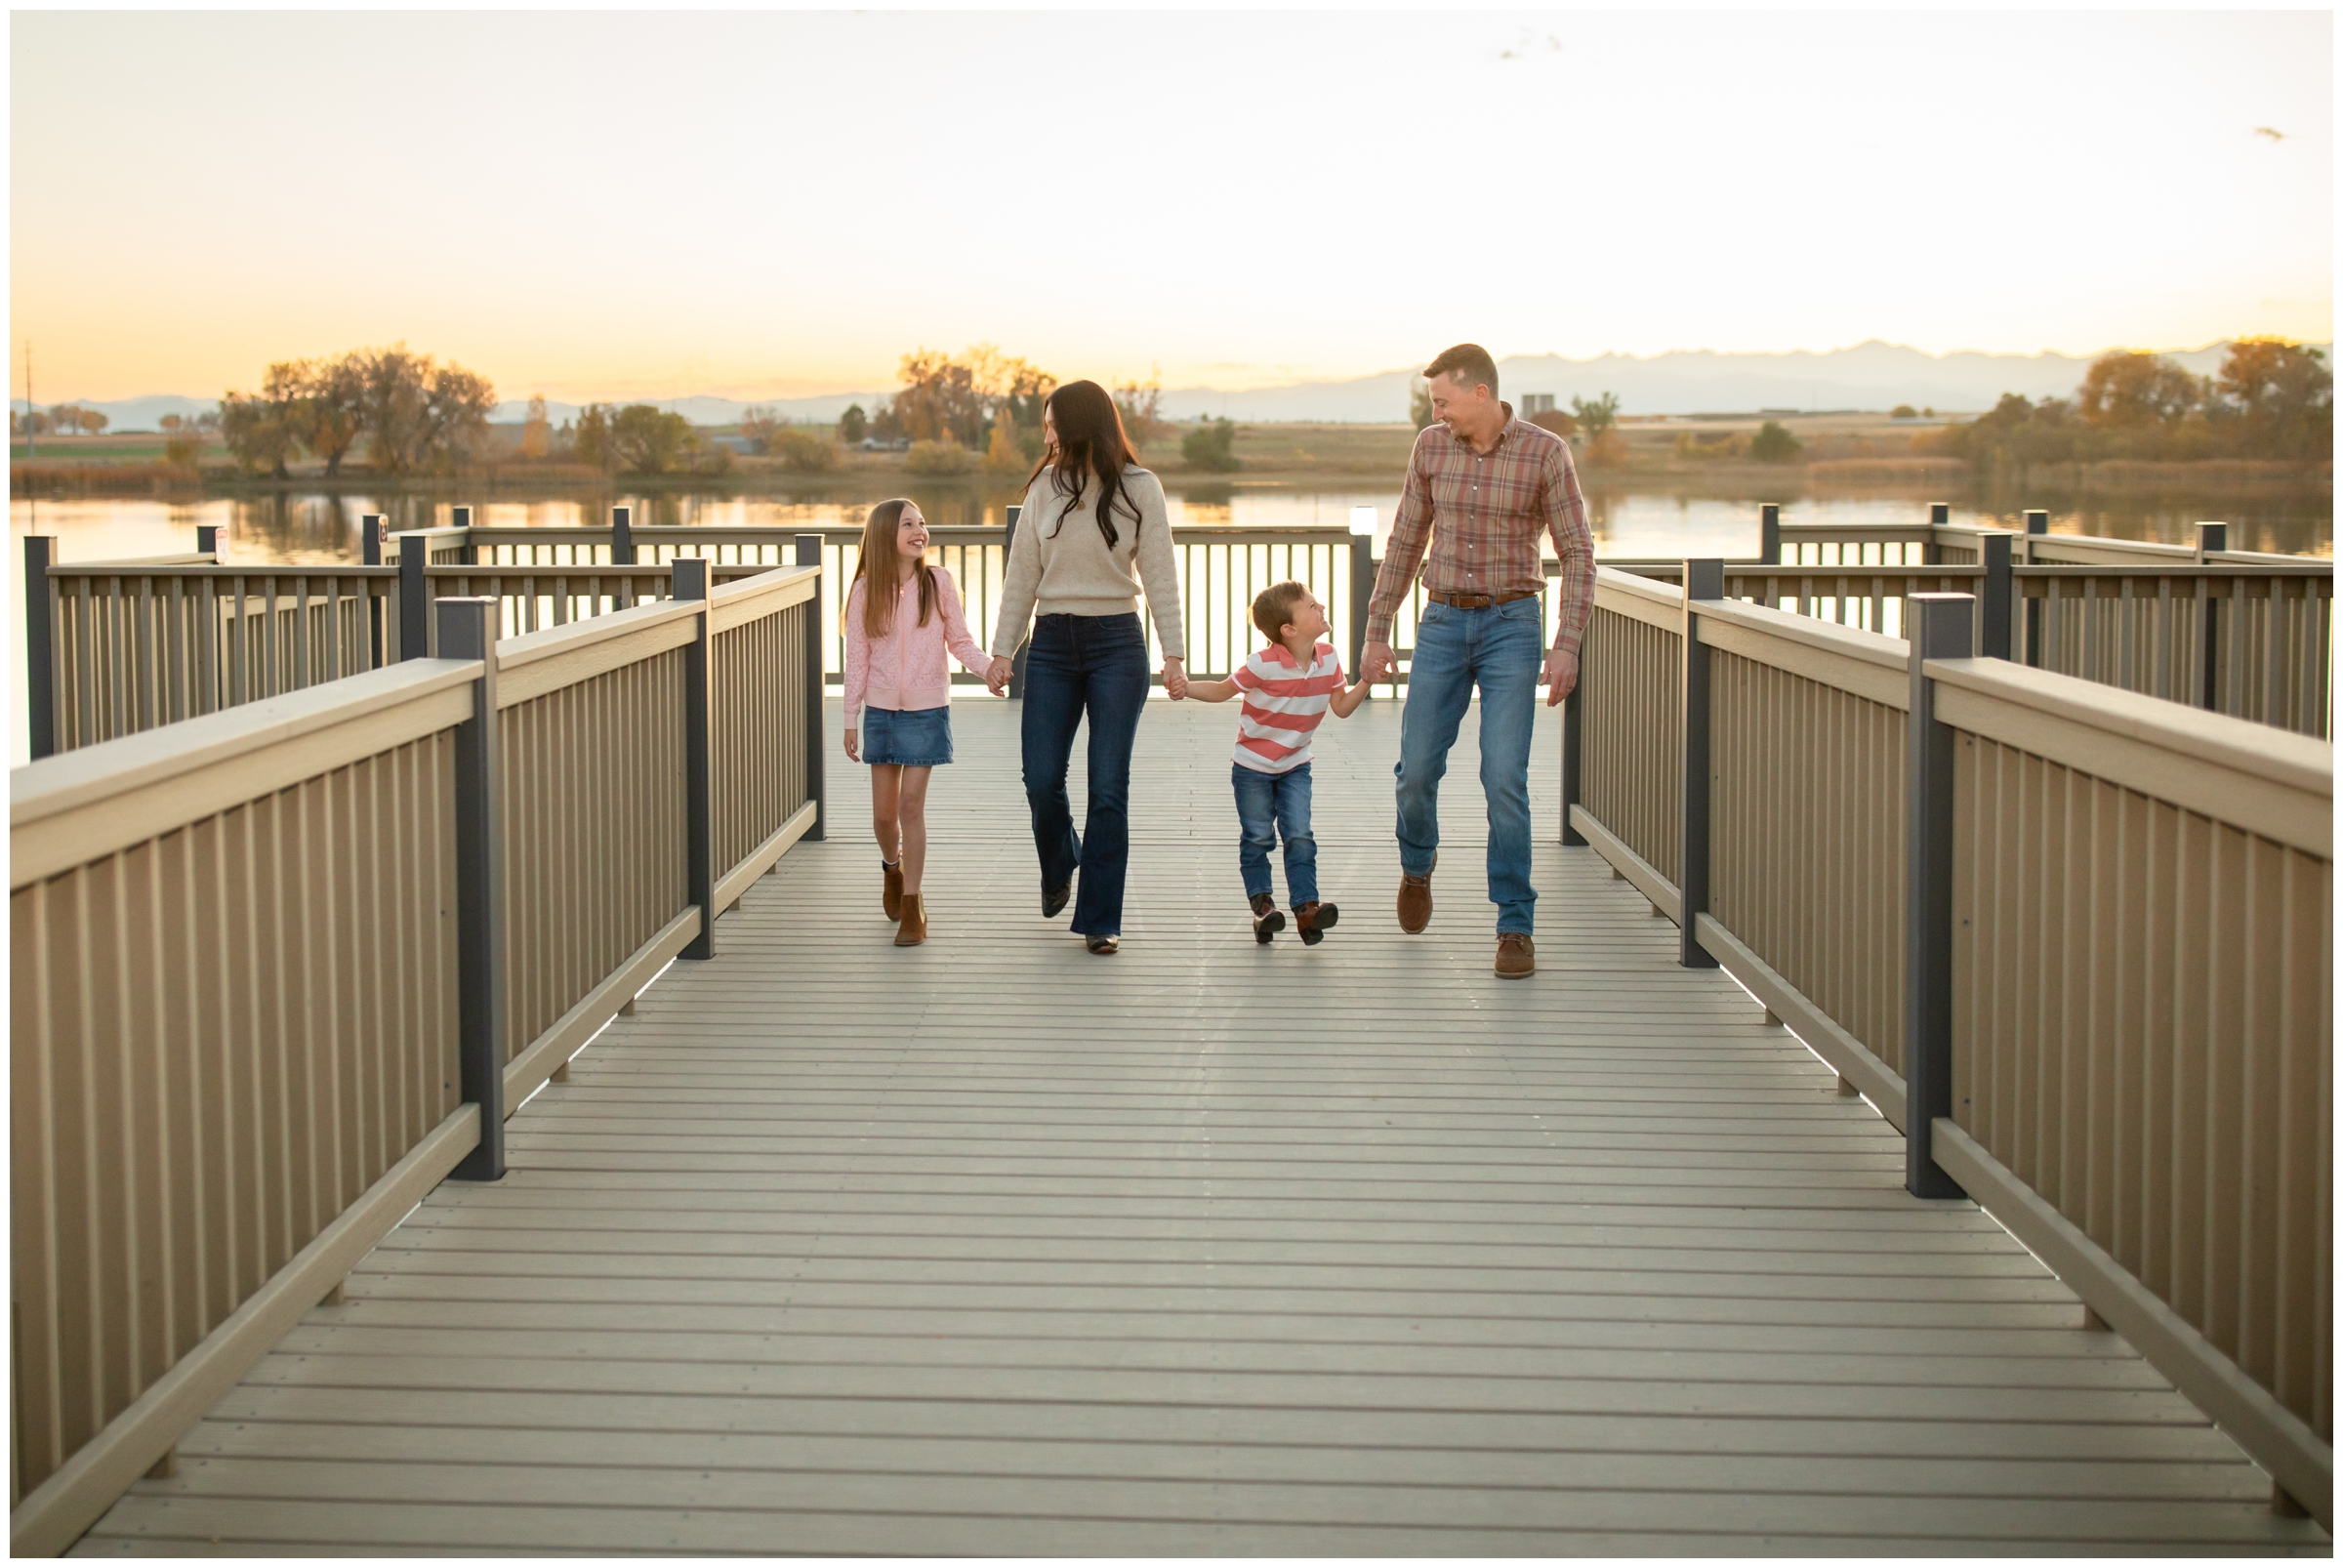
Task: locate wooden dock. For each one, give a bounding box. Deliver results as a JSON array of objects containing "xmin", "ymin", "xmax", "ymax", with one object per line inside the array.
[{"xmin": 76, "ymin": 695, "xmax": 2326, "ymax": 1553}]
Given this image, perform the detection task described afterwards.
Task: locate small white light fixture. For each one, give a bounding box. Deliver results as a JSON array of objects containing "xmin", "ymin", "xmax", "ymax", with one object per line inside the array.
[{"xmin": 1348, "ymin": 505, "xmax": 1377, "ymax": 537}]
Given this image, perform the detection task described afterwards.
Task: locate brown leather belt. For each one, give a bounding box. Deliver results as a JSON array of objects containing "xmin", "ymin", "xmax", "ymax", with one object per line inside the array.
[{"xmin": 1426, "ymin": 589, "xmax": 1539, "ymax": 609}]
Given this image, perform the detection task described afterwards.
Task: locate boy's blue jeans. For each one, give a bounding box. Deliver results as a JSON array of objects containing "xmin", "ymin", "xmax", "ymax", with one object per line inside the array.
[
  {"xmin": 1233, "ymin": 762, "xmax": 1317, "ymax": 907},
  {"xmin": 1395, "ymin": 597, "xmax": 1542, "ymax": 934}
]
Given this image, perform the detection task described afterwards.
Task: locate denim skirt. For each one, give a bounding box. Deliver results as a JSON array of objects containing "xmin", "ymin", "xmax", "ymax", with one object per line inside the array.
[{"xmin": 862, "ymin": 704, "xmax": 954, "ymax": 766}]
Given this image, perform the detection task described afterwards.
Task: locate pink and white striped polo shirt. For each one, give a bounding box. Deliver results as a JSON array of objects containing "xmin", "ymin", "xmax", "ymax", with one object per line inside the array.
[{"xmin": 1230, "ymin": 640, "xmax": 1345, "ymax": 775}]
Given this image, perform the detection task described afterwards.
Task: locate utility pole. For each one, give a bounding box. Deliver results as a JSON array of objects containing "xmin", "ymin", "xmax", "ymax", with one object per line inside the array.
[{"xmin": 22, "ymin": 340, "xmax": 32, "ymax": 461}]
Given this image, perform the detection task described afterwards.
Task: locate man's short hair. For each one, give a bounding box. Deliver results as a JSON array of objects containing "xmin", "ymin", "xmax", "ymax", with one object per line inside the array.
[
  {"xmin": 1253, "ymin": 580, "xmax": 1310, "ymax": 642},
  {"xmin": 1424, "ymin": 344, "xmax": 1500, "ymax": 396}
]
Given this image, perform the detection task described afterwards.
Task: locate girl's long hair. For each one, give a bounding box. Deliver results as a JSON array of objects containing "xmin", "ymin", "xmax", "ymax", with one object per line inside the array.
[
  {"xmin": 1029, "ymin": 380, "xmax": 1145, "ymax": 548},
  {"xmin": 846, "ymin": 497, "xmax": 937, "ymax": 640}
]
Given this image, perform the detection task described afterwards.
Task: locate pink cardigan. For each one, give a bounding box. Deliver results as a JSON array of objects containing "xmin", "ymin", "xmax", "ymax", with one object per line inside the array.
[{"xmin": 843, "ymin": 566, "xmax": 990, "ymax": 728}]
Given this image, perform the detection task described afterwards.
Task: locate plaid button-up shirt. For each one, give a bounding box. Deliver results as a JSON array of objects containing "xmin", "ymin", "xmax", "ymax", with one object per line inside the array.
[{"xmin": 1366, "ymin": 407, "xmax": 1596, "ymax": 656}]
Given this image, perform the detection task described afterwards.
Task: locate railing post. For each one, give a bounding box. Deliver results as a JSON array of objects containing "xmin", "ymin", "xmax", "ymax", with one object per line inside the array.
[
  {"xmin": 1561, "ymin": 651, "xmax": 1586, "ymax": 847},
  {"xmin": 1677, "ymin": 557, "xmax": 1723, "ymax": 969},
  {"xmin": 24, "ymin": 534, "xmax": 57, "ymax": 759},
  {"xmin": 1347, "ymin": 515, "xmax": 1376, "ymax": 697},
  {"xmin": 398, "ymin": 543, "xmax": 429, "ymax": 659},
  {"xmin": 195, "ymin": 524, "xmax": 223, "ymax": 558},
  {"xmin": 675, "ymin": 559, "xmax": 717, "ymax": 959},
  {"xmin": 2021, "ymin": 510, "xmax": 2048, "ymax": 662},
  {"xmin": 1004, "ymin": 504, "xmax": 1028, "ymax": 699},
  {"xmin": 451, "ymin": 505, "xmax": 475, "ymax": 565},
  {"xmin": 437, "ymin": 597, "xmax": 507, "ymax": 1183},
  {"xmin": 1977, "ymin": 532, "xmax": 2013, "ymax": 660},
  {"xmin": 1757, "ymin": 502, "xmax": 1781, "ymax": 565},
  {"xmin": 2196, "ymin": 522, "xmax": 2228, "ymax": 708},
  {"xmin": 360, "ymin": 514, "xmax": 386, "ymax": 667},
  {"xmin": 1904, "ymin": 592, "xmax": 1972, "ymax": 1201},
  {"xmin": 611, "ymin": 504, "xmax": 635, "ymax": 567},
  {"xmin": 1922, "ymin": 501, "xmax": 1950, "ymax": 565},
  {"xmin": 796, "ymin": 533, "xmax": 826, "ymax": 841}
]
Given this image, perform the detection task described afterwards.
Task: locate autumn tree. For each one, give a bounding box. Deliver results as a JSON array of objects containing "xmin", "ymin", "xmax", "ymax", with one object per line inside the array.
[
  {"xmin": 609, "ymin": 404, "xmax": 698, "ymax": 475},
  {"xmin": 2214, "ymin": 338, "xmax": 2333, "ymax": 459},
  {"xmin": 291, "ymin": 355, "xmax": 367, "ymax": 475},
  {"xmin": 983, "ymin": 409, "xmax": 1026, "ymax": 474},
  {"xmin": 2076, "ymin": 351, "xmax": 2202, "ymax": 428},
  {"xmin": 1181, "ymin": 418, "xmax": 1241, "ymax": 473},
  {"xmin": 1570, "ymin": 392, "xmax": 1622, "ymax": 437},
  {"xmin": 838, "ymin": 404, "xmax": 868, "ymax": 444},
  {"xmin": 1115, "ymin": 367, "xmax": 1171, "ymax": 444},
  {"xmin": 739, "ymin": 406, "xmax": 783, "ymax": 454},
  {"xmin": 521, "ymin": 394, "xmax": 552, "ymax": 459}
]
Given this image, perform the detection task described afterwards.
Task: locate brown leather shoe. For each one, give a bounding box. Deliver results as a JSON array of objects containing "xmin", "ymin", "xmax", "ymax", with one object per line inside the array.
[
  {"xmin": 893, "ymin": 894, "xmax": 926, "ymax": 947},
  {"xmin": 883, "ymin": 861, "xmax": 904, "ymax": 921},
  {"xmin": 1251, "ymin": 892, "xmax": 1286, "ymax": 945},
  {"xmin": 1295, "ymin": 901, "xmax": 1339, "ymax": 946},
  {"xmin": 1495, "ymin": 931, "xmax": 1535, "ymax": 978},
  {"xmin": 1397, "ymin": 852, "xmax": 1436, "ymax": 934}
]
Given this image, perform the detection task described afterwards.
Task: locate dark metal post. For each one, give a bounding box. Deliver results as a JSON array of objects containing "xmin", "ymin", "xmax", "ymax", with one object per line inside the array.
[
  {"xmin": 360, "ymin": 514, "xmax": 386, "ymax": 667},
  {"xmin": 1977, "ymin": 533, "xmax": 2013, "ymax": 660},
  {"xmin": 1757, "ymin": 502, "xmax": 1781, "ymax": 565},
  {"xmin": 1561, "ymin": 655, "xmax": 1586, "ymax": 847},
  {"xmin": 24, "ymin": 534, "xmax": 57, "ymax": 759},
  {"xmin": 674, "ymin": 559, "xmax": 717, "ymax": 959},
  {"xmin": 451, "ymin": 505, "xmax": 475, "ymax": 565},
  {"xmin": 1348, "ymin": 529, "xmax": 1375, "ymax": 693},
  {"xmin": 796, "ymin": 533, "xmax": 826, "ymax": 841},
  {"xmin": 1677, "ymin": 558, "xmax": 1723, "ymax": 969},
  {"xmin": 1004, "ymin": 504, "xmax": 1028, "ymax": 699},
  {"xmin": 437, "ymin": 598, "xmax": 506, "ymax": 1182},
  {"xmin": 195, "ymin": 524, "xmax": 224, "ymax": 558},
  {"xmin": 1904, "ymin": 592, "xmax": 1972, "ymax": 1201},
  {"xmin": 399, "ymin": 543, "xmax": 430, "ymax": 659},
  {"xmin": 2021, "ymin": 510, "xmax": 2048, "ymax": 663},
  {"xmin": 611, "ymin": 504, "xmax": 635, "ymax": 566},
  {"xmin": 2197, "ymin": 522, "xmax": 2228, "ymax": 708},
  {"xmin": 1922, "ymin": 501, "xmax": 1950, "ymax": 565}
]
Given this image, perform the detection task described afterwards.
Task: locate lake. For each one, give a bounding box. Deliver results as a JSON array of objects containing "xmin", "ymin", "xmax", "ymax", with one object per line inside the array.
[{"xmin": 11, "ymin": 483, "xmax": 2330, "ymax": 765}]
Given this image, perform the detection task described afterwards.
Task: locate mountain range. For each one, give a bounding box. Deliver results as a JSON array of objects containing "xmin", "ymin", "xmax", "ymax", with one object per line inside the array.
[{"xmin": 42, "ymin": 341, "xmax": 2324, "ymax": 432}]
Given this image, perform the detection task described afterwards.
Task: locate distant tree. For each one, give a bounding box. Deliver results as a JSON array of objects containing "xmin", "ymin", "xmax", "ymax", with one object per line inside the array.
[
  {"xmin": 2213, "ymin": 338, "xmax": 2332, "ymax": 459},
  {"xmin": 983, "ymin": 409, "xmax": 1025, "ymax": 474},
  {"xmin": 1409, "ymin": 378, "xmax": 1434, "ymax": 432},
  {"xmin": 46, "ymin": 403, "xmax": 86, "ymax": 433},
  {"xmin": 739, "ymin": 405, "xmax": 783, "ymax": 455},
  {"xmin": 904, "ymin": 438, "xmax": 974, "ymax": 476},
  {"xmin": 352, "ymin": 345, "xmax": 495, "ymax": 474},
  {"xmin": 2076, "ymin": 351, "xmax": 2202, "ymax": 429},
  {"xmin": 521, "ymin": 394, "xmax": 552, "ymax": 460},
  {"xmin": 574, "ymin": 403, "xmax": 617, "ymax": 474},
  {"xmin": 162, "ymin": 431, "xmax": 202, "ymax": 467},
  {"xmin": 1748, "ymin": 421, "xmax": 1804, "ymax": 463},
  {"xmin": 1181, "ymin": 417, "xmax": 1242, "ymax": 473},
  {"xmin": 1114, "ymin": 367, "xmax": 1171, "ymax": 444},
  {"xmin": 1889, "ymin": 404, "xmax": 1919, "ymax": 420},
  {"xmin": 770, "ymin": 428, "xmax": 837, "ymax": 474},
  {"xmin": 289, "ymin": 355, "xmax": 366, "ymax": 475},
  {"xmin": 75, "ymin": 408, "xmax": 107, "ymax": 435},
  {"xmin": 1569, "ymin": 392, "xmax": 1622, "ymax": 438},
  {"xmin": 608, "ymin": 404, "xmax": 699, "ymax": 475},
  {"xmin": 219, "ymin": 391, "xmax": 301, "ymax": 477},
  {"xmin": 869, "ymin": 399, "xmax": 906, "ymax": 442},
  {"xmin": 895, "ymin": 349, "xmax": 986, "ymax": 444},
  {"xmin": 838, "ymin": 403, "xmax": 869, "ymax": 445}
]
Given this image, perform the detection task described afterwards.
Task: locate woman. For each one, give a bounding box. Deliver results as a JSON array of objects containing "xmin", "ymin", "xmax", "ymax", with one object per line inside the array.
[{"xmin": 986, "ymin": 380, "xmax": 1186, "ymax": 955}]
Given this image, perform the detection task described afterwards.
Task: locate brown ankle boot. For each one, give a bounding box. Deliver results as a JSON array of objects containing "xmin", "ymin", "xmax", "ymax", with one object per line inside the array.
[
  {"xmin": 1296, "ymin": 901, "xmax": 1340, "ymax": 946},
  {"xmin": 883, "ymin": 861, "xmax": 904, "ymax": 920},
  {"xmin": 1251, "ymin": 892, "xmax": 1286, "ymax": 944},
  {"xmin": 894, "ymin": 893, "xmax": 926, "ymax": 946},
  {"xmin": 1397, "ymin": 851, "xmax": 1436, "ymax": 934}
]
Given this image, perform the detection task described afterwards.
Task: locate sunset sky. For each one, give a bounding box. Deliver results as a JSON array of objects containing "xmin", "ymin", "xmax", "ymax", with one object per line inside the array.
[{"xmin": 10, "ymin": 9, "xmax": 2333, "ymax": 404}]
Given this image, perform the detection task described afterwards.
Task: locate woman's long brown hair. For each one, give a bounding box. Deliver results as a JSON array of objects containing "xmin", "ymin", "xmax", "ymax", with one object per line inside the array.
[
  {"xmin": 1028, "ymin": 380, "xmax": 1145, "ymax": 548},
  {"xmin": 846, "ymin": 497, "xmax": 937, "ymax": 640}
]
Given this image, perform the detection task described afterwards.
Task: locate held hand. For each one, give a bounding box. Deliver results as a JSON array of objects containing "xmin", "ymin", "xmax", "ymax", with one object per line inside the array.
[
  {"xmin": 984, "ymin": 655, "xmax": 1013, "ymax": 696},
  {"xmin": 1543, "ymin": 647, "xmax": 1579, "ymax": 707},
  {"xmin": 843, "ymin": 728, "xmax": 860, "ymax": 763},
  {"xmin": 1360, "ymin": 640, "xmax": 1397, "ymax": 685},
  {"xmin": 1162, "ymin": 656, "xmax": 1187, "ymax": 700}
]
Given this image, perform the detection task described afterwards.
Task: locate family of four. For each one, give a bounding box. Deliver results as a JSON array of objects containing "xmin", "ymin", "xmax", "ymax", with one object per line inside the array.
[{"xmin": 839, "ymin": 344, "xmax": 1596, "ymax": 978}]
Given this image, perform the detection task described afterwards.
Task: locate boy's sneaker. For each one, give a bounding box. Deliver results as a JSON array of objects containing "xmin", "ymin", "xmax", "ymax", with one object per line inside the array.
[
  {"xmin": 1250, "ymin": 892, "xmax": 1286, "ymax": 944},
  {"xmin": 1296, "ymin": 901, "xmax": 1340, "ymax": 946}
]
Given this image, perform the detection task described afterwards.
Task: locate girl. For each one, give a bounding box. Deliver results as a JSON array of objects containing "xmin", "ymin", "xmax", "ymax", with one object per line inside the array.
[{"xmin": 843, "ymin": 498, "xmax": 990, "ymax": 946}]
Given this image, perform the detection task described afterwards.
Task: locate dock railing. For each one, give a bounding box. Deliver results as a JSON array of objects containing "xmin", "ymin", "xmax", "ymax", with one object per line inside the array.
[
  {"xmin": 26, "ymin": 505, "xmax": 2330, "ymax": 757},
  {"xmin": 1563, "ymin": 559, "xmax": 2334, "ymax": 1526},
  {"xmin": 8, "ymin": 558, "xmax": 822, "ymax": 1553}
]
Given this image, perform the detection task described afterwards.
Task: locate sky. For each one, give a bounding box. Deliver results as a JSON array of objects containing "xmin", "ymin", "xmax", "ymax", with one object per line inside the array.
[{"xmin": 9, "ymin": 8, "xmax": 2334, "ymax": 404}]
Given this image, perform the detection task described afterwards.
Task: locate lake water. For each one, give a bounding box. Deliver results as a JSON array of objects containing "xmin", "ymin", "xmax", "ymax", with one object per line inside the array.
[{"xmin": 11, "ymin": 484, "xmax": 2329, "ymax": 765}]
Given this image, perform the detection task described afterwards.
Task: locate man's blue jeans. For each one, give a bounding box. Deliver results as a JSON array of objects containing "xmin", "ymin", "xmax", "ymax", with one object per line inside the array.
[
  {"xmin": 1020, "ymin": 612, "xmax": 1149, "ymax": 937},
  {"xmin": 1395, "ymin": 597, "xmax": 1542, "ymax": 934},
  {"xmin": 1232, "ymin": 762, "xmax": 1317, "ymax": 907}
]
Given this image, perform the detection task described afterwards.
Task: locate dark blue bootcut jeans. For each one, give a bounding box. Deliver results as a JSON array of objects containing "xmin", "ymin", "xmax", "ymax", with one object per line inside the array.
[{"xmin": 1020, "ymin": 612, "xmax": 1149, "ymax": 937}]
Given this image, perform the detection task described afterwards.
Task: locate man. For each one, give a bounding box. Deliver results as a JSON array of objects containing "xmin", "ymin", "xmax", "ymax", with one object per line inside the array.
[{"xmin": 1358, "ymin": 344, "xmax": 1594, "ymax": 979}]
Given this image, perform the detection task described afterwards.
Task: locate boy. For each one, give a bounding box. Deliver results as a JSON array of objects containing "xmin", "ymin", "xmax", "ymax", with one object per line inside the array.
[{"xmin": 1176, "ymin": 581, "xmax": 1370, "ymax": 944}]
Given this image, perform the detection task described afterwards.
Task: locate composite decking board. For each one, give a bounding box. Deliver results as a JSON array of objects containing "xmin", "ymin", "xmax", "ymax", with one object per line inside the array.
[{"xmin": 84, "ymin": 697, "xmax": 2321, "ymax": 1553}]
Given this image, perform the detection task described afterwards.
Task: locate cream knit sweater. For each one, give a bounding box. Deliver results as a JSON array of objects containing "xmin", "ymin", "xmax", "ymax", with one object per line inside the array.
[{"xmin": 990, "ymin": 467, "xmax": 1186, "ymax": 659}]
